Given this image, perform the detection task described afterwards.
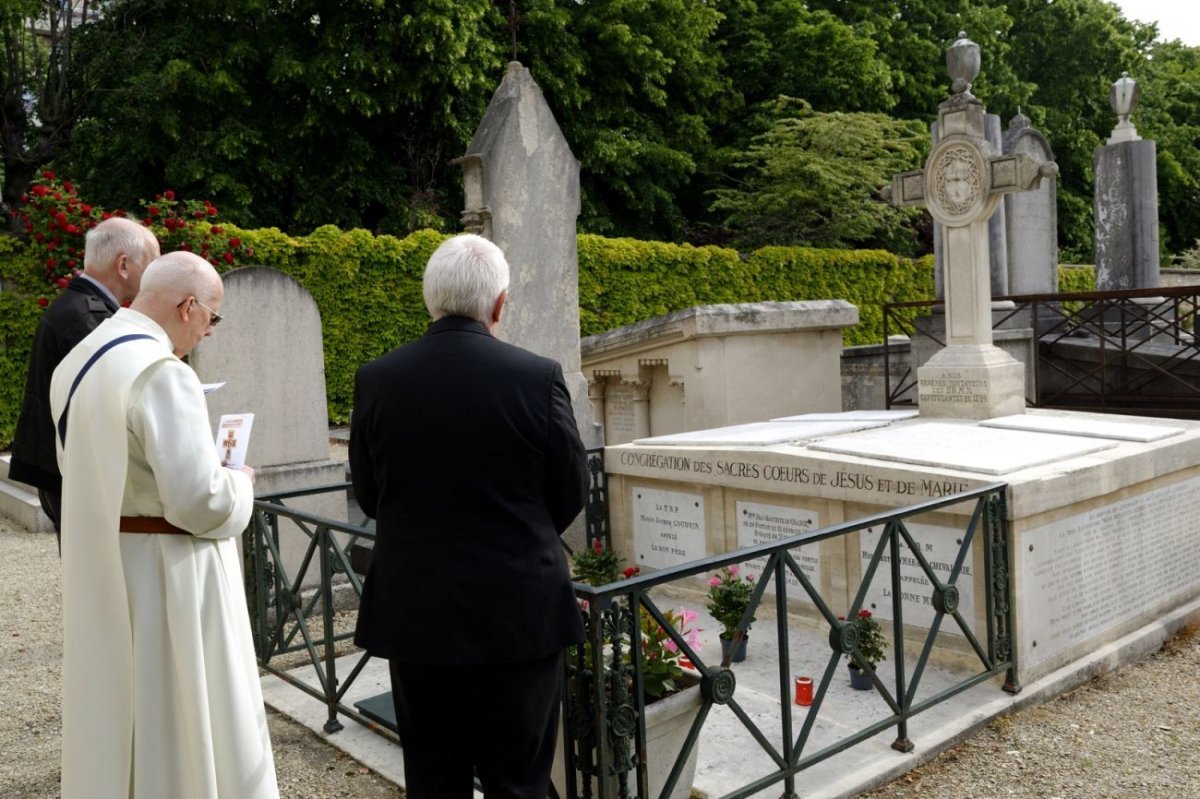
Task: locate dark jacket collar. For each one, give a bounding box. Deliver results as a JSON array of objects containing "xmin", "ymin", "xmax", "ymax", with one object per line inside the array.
[
  {"xmin": 67, "ymin": 274, "xmax": 119, "ymax": 312},
  {"xmin": 426, "ymin": 316, "xmax": 491, "ymax": 337}
]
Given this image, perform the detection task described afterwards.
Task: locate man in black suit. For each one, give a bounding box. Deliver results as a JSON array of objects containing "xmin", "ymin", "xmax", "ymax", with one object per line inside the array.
[
  {"xmin": 351, "ymin": 234, "xmax": 588, "ymax": 799},
  {"xmin": 8, "ymin": 217, "xmax": 160, "ymax": 536}
]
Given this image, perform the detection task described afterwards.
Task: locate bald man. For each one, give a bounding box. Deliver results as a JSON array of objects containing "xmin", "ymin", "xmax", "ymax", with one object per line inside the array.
[
  {"xmin": 50, "ymin": 251, "xmax": 278, "ymax": 799},
  {"xmin": 9, "ymin": 216, "xmax": 160, "ymax": 536}
]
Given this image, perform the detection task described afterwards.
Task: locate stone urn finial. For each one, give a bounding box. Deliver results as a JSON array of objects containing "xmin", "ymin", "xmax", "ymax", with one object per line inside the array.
[
  {"xmin": 946, "ymin": 31, "xmax": 981, "ymax": 101},
  {"xmin": 1108, "ymin": 72, "xmax": 1141, "ymax": 144}
]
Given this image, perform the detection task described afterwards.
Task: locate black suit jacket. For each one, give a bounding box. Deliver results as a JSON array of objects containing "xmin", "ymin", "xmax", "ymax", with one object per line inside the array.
[
  {"xmin": 350, "ymin": 316, "xmax": 588, "ymax": 664},
  {"xmin": 9, "ymin": 277, "xmax": 118, "ymax": 492}
]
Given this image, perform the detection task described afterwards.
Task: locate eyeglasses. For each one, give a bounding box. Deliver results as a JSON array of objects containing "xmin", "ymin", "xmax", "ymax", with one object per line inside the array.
[{"xmin": 176, "ymin": 297, "xmax": 223, "ymax": 327}]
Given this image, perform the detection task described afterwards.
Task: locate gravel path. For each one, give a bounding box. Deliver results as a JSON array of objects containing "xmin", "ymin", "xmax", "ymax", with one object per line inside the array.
[
  {"xmin": 3, "ymin": 510, "xmax": 1198, "ymax": 798},
  {"xmin": 0, "ymin": 515, "xmax": 398, "ymax": 799},
  {"xmin": 863, "ymin": 624, "xmax": 1200, "ymax": 798}
]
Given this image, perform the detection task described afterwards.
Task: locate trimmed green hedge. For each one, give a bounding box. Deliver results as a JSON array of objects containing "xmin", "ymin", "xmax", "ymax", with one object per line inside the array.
[
  {"xmin": 577, "ymin": 236, "xmax": 939, "ymax": 346},
  {"xmin": 0, "ymin": 227, "xmax": 1098, "ymax": 448},
  {"xmin": 0, "ymin": 235, "xmax": 45, "ymax": 452}
]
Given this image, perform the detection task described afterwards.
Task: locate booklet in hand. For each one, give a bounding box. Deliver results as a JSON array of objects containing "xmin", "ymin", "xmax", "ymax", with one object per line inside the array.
[{"xmin": 216, "ymin": 413, "xmax": 254, "ymax": 468}]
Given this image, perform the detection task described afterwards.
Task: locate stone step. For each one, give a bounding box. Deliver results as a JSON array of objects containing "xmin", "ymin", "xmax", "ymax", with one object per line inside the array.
[{"xmin": 0, "ymin": 455, "xmax": 53, "ymax": 534}]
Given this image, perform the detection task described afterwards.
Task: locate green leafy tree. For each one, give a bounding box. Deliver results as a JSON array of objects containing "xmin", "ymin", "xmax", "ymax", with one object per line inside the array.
[
  {"xmin": 62, "ymin": 0, "xmax": 503, "ymax": 235},
  {"xmin": 1002, "ymin": 0, "xmax": 1156, "ymax": 261},
  {"xmin": 1133, "ymin": 39, "xmax": 1200, "ymax": 256},
  {"xmin": 805, "ymin": 0, "xmax": 1031, "ymax": 120},
  {"xmin": 518, "ymin": 0, "xmax": 730, "ymax": 239},
  {"xmin": 712, "ymin": 0, "xmax": 894, "ymax": 115},
  {"xmin": 1, "ymin": 0, "xmax": 101, "ymax": 230},
  {"xmin": 711, "ymin": 99, "xmax": 927, "ymax": 253}
]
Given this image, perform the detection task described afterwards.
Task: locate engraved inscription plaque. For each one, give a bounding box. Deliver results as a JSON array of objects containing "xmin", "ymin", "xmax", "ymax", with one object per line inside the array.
[
  {"xmin": 1021, "ymin": 475, "xmax": 1200, "ymax": 666},
  {"xmin": 860, "ymin": 522, "xmax": 976, "ymax": 634},
  {"xmin": 735, "ymin": 501, "xmax": 820, "ymax": 603},
  {"xmin": 632, "ymin": 486, "xmax": 706, "ymax": 570},
  {"xmin": 605, "ymin": 383, "xmax": 636, "ymax": 441}
]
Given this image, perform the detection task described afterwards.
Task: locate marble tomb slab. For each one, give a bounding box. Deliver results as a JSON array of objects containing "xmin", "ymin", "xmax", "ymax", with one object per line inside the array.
[
  {"xmin": 979, "ymin": 413, "xmax": 1183, "ymax": 443},
  {"xmin": 771, "ymin": 410, "xmax": 920, "ymax": 423},
  {"xmin": 633, "ymin": 420, "xmax": 888, "ymax": 447},
  {"xmin": 807, "ymin": 422, "xmax": 1118, "ymax": 475}
]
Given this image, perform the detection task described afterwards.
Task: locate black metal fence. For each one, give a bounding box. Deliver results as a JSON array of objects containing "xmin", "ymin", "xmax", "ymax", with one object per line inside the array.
[
  {"xmin": 243, "ymin": 482, "xmax": 387, "ymax": 738},
  {"xmin": 883, "ymin": 284, "xmax": 1200, "ymax": 418},
  {"xmin": 562, "ymin": 478, "xmax": 1014, "ymax": 799},
  {"xmin": 244, "ymin": 466, "xmax": 1014, "ymax": 798}
]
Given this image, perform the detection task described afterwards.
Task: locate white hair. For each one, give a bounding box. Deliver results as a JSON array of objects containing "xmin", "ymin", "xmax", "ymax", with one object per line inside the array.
[
  {"xmin": 83, "ymin": 217, "xmax": 159, "ymax": 275},
  {"xmin": 137, "ymin": 251, "xmax": 222, "ymax": 303},
  {"xmin": 422, "ymin": 234, "xmax": 510, "ymax": 323}
]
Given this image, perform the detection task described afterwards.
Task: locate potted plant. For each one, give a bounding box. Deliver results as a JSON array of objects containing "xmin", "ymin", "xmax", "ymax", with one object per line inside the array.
[
  {"xmin": 844, "ymin": 609, "xmax": 887, "ymax": 690},
  {"xmin": 706, "ymin": 565, "xmax": 756, "ymax": 663},
  {"xmin": 559, "ymin": 540, "xmax": 704, "ymax": 799},
  {"xmin": 572, "ymin": 537, "xmax": 627, "ymax": 587}
]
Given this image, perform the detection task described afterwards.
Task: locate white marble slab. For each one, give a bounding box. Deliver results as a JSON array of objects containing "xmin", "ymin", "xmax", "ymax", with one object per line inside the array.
[
  {"xmin": 860, "ymin": 521, "xmax": 975, "ymax": 635},
  {"xmin": 735, "ymin": 500, "xmax": 820, "ymax": 604},
  {"xmin": 1020, "ymin": 474, "xmax": 1200, "ymax": 667},
  {"xmin": 979, "ymin": 413, "xmax": 1184, "ymax": 443},
  {"xmin": 633, "ymin": 420, "xmax": 888, "ymax": 447},
  {"xmin": 770, "ymin": 410, "xmax": 920, "ymax": 422},
  {"xmin": 632, "ymin": 486, "xmax": 706, "ymax": 569},
  {"xmin": 808, "ymin": 422, "xmax": 1118, "ymax": 475}
]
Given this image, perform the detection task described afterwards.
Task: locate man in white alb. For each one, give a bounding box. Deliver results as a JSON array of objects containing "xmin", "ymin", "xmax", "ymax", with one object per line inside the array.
[{"xmin": 50, "ymin": 251, "xmax": 278, "ymax": 798}]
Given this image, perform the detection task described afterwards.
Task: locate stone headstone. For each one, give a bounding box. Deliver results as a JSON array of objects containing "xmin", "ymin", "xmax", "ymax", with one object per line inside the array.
[
  {"xmin": 885, "ymin": 33, "xmax": 1057, "ymax": 419},
  {"xmin": 455, "ymin": 61, "xmax": 601, "ymax": 448},
  {"xmin": 193, "ymin": 267, "xmax": 328, "ymax": 467},
  {"xmin": 1094, "ymin": 73, "xmax": 1160, "ymax": 291},
  {"xmin": 1003, "ymin": 112, "xmax": 1059, "ymax": 296},
  {"xmin": 191, "ymin": 267, "xmax": 346, "ymax": 584}
]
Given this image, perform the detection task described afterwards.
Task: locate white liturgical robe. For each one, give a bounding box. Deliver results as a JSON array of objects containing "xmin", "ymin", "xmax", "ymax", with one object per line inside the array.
[{"xmin": 50, "ymin": 308, "xmax": 278, "ymax": 799}]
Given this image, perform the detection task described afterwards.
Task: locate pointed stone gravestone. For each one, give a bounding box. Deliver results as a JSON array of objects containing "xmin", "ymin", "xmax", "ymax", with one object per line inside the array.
[{"xmin": 454, "ymin": 61, "xmax": 602, "ymax": 448}]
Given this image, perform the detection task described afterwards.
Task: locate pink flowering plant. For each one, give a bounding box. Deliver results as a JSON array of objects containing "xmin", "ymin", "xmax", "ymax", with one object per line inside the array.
[
  {"xmin": 637, "ymin": 607, "xmax": 701, "ymax": 698},
  {"xmin": 706, "ymin": 565, "xmax": 757, "ymax": 641},
  {"xmin": 571, "ymin": 540, "xmax": 700, "ymax": 699}
]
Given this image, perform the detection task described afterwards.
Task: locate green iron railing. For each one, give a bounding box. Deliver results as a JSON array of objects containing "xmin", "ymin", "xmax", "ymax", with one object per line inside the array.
[
  {"xmin": 562, "ymin": 479, "xmax": 1015, "ymax": 799},
  {"xmin": 883, "ymin": 284, "xmax": 1200, "ymax": 418},
  {"xmin": 243, "ymin": 482, "xmax": 387, "ymax": 738},
  {"xmin": 243, "ymin": 454, "xmax": 1015, "ymax": 798}
]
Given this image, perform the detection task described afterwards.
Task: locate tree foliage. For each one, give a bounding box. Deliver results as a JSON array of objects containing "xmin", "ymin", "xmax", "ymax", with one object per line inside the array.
[
  {"xmin": 0, "ymin": 0, "xmax": 100, "ymax": 229},
  {"xmin": 711, "ymin": 99, "xmax": 927, "ymax": 253},
  {"xmin": 62, "ymin": 0, "xmax": 503, "ymax": 233},
  {"xmin": 0, "ymin": 0, "xmax": 1197, "ymax": 263}
]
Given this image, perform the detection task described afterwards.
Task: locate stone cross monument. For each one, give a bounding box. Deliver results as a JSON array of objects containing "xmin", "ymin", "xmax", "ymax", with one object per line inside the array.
[
  {"xmin": 883, "ymin": 33, "xmax": 1058, "ymax": 419},
  {"xmin": 454, "ymin": 61, "xmax": 602, "ymax": 448}
]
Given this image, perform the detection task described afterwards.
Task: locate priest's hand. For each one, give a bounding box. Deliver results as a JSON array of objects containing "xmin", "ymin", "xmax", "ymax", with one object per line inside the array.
[{"xmin": 240, "ymin": 466, "xmax": 256, "ymax": 486}]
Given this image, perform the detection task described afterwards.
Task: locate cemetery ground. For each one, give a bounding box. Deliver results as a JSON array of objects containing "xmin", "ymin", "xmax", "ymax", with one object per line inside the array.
[{"xmin": 1, "ymin": 447, "xmax": 1199, "ymax": 796}]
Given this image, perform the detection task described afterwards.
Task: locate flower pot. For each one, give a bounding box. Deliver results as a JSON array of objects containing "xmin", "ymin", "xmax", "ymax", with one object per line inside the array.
[
  {"xmin": 720, "ymin": 634, "xmax": 748, "ymax": 663},
  {"xmin": 847, "ymin": 664, "xmax": 873, "ymax": 690},
  {"xmin": 552, "ymin": 674, "xmax": 702, "ymax": 799}
]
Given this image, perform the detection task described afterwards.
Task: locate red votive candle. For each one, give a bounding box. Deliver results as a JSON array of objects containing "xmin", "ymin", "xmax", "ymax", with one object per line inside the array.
[{"xmin": 794, "ymin": 676, "xmax": 813, "ymax": 706}]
